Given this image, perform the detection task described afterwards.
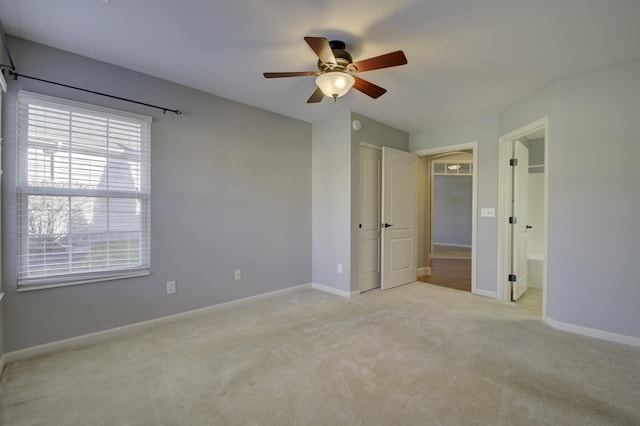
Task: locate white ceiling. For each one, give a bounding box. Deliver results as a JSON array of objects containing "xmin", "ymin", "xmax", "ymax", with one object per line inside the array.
[{"xmin": 2, "ymin": 0, "xmax": 640, "ymax": 133}]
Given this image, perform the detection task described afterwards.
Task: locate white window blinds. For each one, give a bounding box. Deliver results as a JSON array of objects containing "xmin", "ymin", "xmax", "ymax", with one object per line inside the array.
[{"xmin": 16, "ymin": 91, "xmax": 151, "ymax": 288}]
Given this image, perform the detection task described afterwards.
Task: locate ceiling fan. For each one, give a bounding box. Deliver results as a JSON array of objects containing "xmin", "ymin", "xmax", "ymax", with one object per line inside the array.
[{"xmin": 263, "ymin": 37, "xmax": 407, "ymax": 103}]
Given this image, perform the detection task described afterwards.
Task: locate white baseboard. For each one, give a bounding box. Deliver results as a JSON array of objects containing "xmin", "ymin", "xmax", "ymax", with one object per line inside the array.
[
  {"xmin": 545, "ymin": 317, "xmax": 640, "ymax": 348},
  {"xmin": 3, "ymin": 283, "xmax": 313, "ymax": 364},
  {"xmin": 311, "ymin": 283, "xmax": 358, "ymax": 298},
  {"xmin": 433, "ymin": 242, "xmax": 472, "ymax": 248},
  {"xmin": 417, "ymin": 267, "xmax": 431, "ymax": 276},
  {"xmin": 0, "ymin": 293, "xmax": 5, "ymax": 377},
  {"xmin": 473, "ymin": 289, "xmax": 497, "ymax": 298}
]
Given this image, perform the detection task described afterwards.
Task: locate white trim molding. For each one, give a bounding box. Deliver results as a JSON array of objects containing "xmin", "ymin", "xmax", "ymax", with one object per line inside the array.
[
  {"xmin": 433, "ymin": 242, "xmax": 472, "ymax": 248},
  {"xmin": 412, "ymin": 142, "xmax": 477, "ymax": 157},
  {"xmin": 473, "ymin": 289, "xmax": 497, "ymax": 298},
  {"xmin": 311, "ymin": 282, "xmax": 359, "ymax": 298},
  {"xmin": 545, "ymin": 317, "xmax": 640, "ymax": 348},
  {"xmin": 0, "ymin": 294, "xmax": 4, "ymax": 376},
  {"xmin": 359, "ymin": 141, "xmax": 382, "ymax": 151},
  {"xmin": 0, "ymin": 70, "xmax": 7, "ymax": 93},
  {"xmin": 3, "ymin": 283, "xmax": 313, "ymax": 364},
  {"xmin": 417, "ymin": 267, "xmax": 431, "ymax": 276},
  {"xmin": 0, "ymin": 354, "xmax": 6, "ymax": 378}
]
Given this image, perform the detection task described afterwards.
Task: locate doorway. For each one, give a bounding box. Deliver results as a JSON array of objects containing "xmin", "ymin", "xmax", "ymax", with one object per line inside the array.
[
  {"xmin": 418, "ymin": 151, "xmax": 473, "ymax": 291},
  {"xmin": 358, "ymin": 143, "xmax": 418, "ymax": 292},
  {"xmin": 413, "ymin": 142, "xmax": 478, "ymax": 295},
  {"xmin": 498, "ymin": 118, "xmax": 548, "ymax": 318}
]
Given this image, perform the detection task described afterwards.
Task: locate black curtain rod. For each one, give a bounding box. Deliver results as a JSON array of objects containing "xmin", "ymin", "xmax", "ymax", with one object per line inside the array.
[
  {"xmin": 5, "ymin": 69, "xmax": 182, "ymax": 116},
  {"xmin": 0, "ymin": 19, "xmax": 16, "ymax": 71}
]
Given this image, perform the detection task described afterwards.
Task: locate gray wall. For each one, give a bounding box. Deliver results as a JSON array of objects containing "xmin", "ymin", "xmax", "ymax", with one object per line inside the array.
[
  {"xmin": 499, "ymin": 56, "xmax": 640, "ymax": 338},
  {"xmin": 1, "ymin": 37, "xmax": 312, "ymax": 351},
  {"xmin": 312, "ymin": 112, "xmax": 352, "ymax": 293},
  {"xmin": 411, "ymin": 115, "xmax": 500, "ymax": 295},
  {"xmin": 349, "ymin": 112, "xmax": 409, "ymax": 292},
  {"xmin": 412, "ymin": 56, "xmax": 640, "ymax": 339},
  {"xmin": 433, "ymin": 176, "xmax": 472, "ymax": 246},
  {"xmin": 349, "ymin": 112, "xmax": 410, "ymax": 152},
  {"xmin": 0, "ymin": 43, "xmax": 6, "ymax": 361},
  {"xmin": 311, "ymin": 111, "xmax": 409, "ymax": 294}
]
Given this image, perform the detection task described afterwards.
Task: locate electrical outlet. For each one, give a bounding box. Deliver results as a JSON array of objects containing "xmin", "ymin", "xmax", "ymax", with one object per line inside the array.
[
  {"xmin": 337, "ymin": 264, "xmax": 343, "ymax": 273},
  {"xmin": 166, "ymin": 280, "xmax": 176, "ymax": 294},
  {"xmin": 235, "ymin": 269, "xmax": 242, "ymax": 280}
]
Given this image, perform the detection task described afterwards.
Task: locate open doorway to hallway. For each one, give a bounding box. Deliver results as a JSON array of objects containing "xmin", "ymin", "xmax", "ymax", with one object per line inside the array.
[
  {"xmin": 417, "ymin": 149, "xmax": 474, "ymax": 293},
  {"xmin": 418, "ymin": 258, "xmax": 471, "ymax": 291}
]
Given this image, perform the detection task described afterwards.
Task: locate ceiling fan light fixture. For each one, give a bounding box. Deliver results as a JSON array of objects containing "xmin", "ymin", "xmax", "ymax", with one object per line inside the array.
[{"xmin": 315, "ymin": 72, "xmax": 355, "ymax": 99}]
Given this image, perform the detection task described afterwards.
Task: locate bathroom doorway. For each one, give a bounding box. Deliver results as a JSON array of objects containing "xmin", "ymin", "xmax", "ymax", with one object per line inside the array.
[{"xmin": 498, "ymin": 118, "xmax": 548, "ymax": 317}]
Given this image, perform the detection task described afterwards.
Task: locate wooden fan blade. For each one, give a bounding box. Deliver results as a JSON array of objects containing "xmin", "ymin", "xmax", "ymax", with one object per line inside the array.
[
  {"xmin": 350, "ymin": 51, "xmax": 407, "ymax": 73},
  {"xmin": 307, "ymin": 87, "xmax": 325, "ymax": 103},
  {"xmin": 353, "ymin": 76, "xmax": 387, "ymax": 99},
  {"xmin": 263, "ymin": 72, "xmax": 316, "ymax": 78},
  {"xmin": 304, "ymin": 36, "xmax": 336, "ymax": 65}
]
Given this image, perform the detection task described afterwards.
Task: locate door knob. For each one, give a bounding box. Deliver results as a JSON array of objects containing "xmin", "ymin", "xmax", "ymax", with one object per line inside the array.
[
  {"xmin": 381, "ymin": 223, "xmax": 393, "ymax": 228},
  {"xmin": 526, "ymin": 225, "xmax": 533, "ymax": 229}
]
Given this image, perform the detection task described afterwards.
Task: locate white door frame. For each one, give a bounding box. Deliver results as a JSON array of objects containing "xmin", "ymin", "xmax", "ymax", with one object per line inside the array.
[
  {"xmin": 413, "ymin": 142, "xmax": 478, "ymax": 295},
  {"xmin": 497, "ymin": 118, "xmax": 549, "ymax": 319},
  {"xmin": 358, "ymin": 142, "xmax": 382, "ymax": 292}
]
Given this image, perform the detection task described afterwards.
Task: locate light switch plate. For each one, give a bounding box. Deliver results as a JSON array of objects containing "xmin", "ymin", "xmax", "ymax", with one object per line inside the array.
[{"xmin": 481, "ymin": 208, "xmax": 496, "ymax": 217}]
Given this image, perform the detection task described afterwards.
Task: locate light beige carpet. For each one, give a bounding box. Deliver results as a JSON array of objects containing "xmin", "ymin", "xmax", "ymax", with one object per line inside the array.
[
  {"xmin": 515, "ymin": 287, "xmax": 543, "ymax": 316},
  {"xmin": 1, "ymin": 283, "xmax": 639, "ymax": 425}
]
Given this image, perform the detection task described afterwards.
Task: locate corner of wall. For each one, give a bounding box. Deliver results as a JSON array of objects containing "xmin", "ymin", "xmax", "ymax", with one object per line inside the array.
[{"xmin": 311, "ymin": 113, "xmax": 352, "ymax": 294}]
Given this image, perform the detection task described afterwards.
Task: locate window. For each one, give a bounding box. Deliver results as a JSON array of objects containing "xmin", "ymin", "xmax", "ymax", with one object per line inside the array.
[
  {"xmin": 16, "ymin": 91, "xmax": 151, "ymax": 289},
  {"xmin": 433, "ymin": 161, "xmax": 473, "ymax": 176}
]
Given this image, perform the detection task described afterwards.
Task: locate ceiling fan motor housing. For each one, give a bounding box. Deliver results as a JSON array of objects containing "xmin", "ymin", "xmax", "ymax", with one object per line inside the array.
[{"xmin": 318, "ymin": 40, "xmax": 353, "ymax": 72}]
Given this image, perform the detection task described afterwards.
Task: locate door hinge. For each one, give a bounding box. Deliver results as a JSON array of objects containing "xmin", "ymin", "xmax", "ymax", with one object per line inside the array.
[
  {"xmin": 508, "ymin": 274, "xmax": 517, "ymax": 282},
  {"xmin": 509, "ymin": 158, "xmax": 518, "ymax": 166},
  {"xmin": 509, "ymin": 216, "xmax": 518, "ymax": 224}
]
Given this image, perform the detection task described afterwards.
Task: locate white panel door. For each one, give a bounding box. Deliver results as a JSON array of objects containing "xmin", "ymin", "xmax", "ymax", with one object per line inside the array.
[
  {"xmin": 381, "ymin": 147, "xmax": 418, "ymax": 290},
  {"xmin": 511, "ymin": 140, "xmax": 529, "ymax": 301},
  {"xmin": 359, "ymin": 146, "xmax": 382, "ymax": 291}
]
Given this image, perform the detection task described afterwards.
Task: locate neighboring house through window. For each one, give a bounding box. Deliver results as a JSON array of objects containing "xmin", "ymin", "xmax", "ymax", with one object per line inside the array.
[{"xmin": 16, "ymin": 91, "xmax": 151, "ymax": 289}]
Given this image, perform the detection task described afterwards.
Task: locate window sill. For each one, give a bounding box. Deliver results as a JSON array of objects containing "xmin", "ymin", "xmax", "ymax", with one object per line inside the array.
[{"xmin": 17, "ymin": 270, "xmax": 151, "ymax": 292}]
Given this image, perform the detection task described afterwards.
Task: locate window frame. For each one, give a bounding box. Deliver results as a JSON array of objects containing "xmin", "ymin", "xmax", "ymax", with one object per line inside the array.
[{"xmin": 16, "ymin": 91, "xmax": 152, "ymax": 291}]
